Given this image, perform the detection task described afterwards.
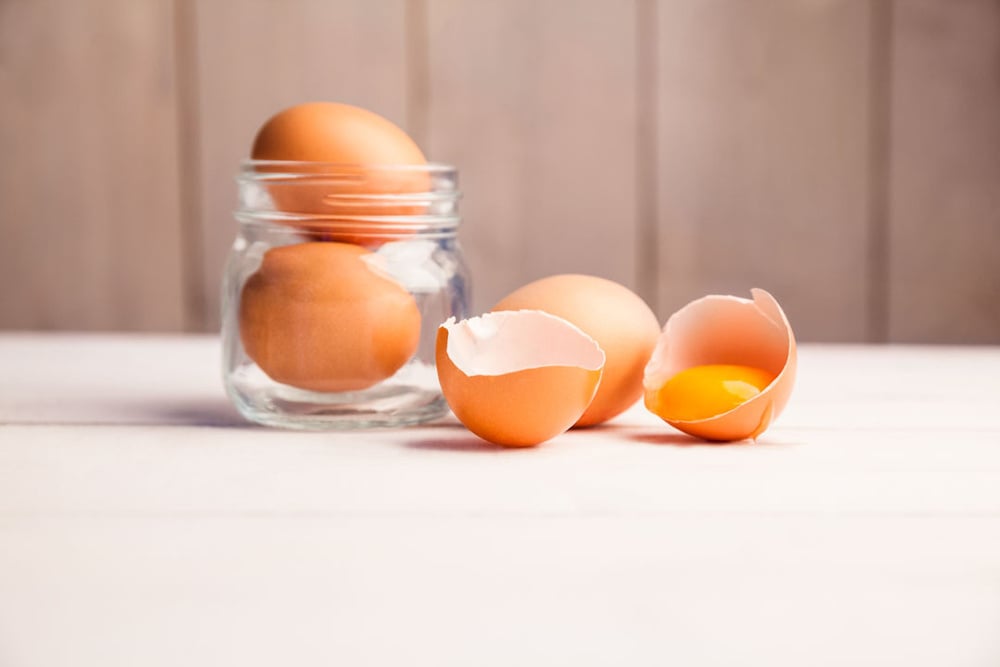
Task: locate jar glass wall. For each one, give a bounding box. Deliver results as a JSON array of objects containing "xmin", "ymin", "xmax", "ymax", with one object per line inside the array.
[{"xmin": 222, "ymin": 162, "xmax": 469, "ymax": 429}]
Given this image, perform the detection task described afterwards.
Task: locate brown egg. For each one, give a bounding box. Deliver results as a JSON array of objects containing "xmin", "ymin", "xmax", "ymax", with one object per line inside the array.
[
  {"xmin": 239, "ymin": 242, "xmax": 421, "ymax": 392},
  {"xmin": 436, "ymin": 311, "xmax": 605, "ymax": 447},
  {"xmin": 250, "ymin": 102, "xmax": 429, "ymax": 244},
  {"xmin": 643, "ymin": 289, "xmax": 797, "ymax": 441},
  {"xmin": 252, "ymin": 101, "xmax": 426, "ymax": 165},
  {"xmin": 492, "ymin": 274, "xmax": 661, "ymax": 426}
]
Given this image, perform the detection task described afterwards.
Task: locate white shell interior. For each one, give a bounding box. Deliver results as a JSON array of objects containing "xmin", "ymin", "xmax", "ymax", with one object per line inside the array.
[
  {"xmin": 442, "ymin": 310, "xmax": 605, "ymax": 376},
  {"xmin": 643, "ymin": 288, "xmax": 792, "ymax": 391}
]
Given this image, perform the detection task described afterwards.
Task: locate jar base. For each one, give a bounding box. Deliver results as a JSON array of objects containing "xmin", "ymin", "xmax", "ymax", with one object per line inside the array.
[{"xmin": 226, "ymin": 362, "xmax": 448, "ymax": 430}]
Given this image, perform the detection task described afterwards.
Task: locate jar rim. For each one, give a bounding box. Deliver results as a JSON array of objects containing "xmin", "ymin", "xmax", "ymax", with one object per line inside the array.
[
  {"xmin": 239, "ymin": 160, "xmax": 457, "ymax": 180},
  {"xmin": 236, "ymin": 160, "xmax": 460, "ymax": 235},
  {"xmin": 234, "ymin": 212, "xmax": 460, "ymax": 238}
]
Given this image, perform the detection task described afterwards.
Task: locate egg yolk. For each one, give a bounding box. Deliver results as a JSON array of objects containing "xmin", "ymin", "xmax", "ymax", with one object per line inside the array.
[{"xmin": 646, "ymin": 364, "xmax": 775, "ymax": 422}]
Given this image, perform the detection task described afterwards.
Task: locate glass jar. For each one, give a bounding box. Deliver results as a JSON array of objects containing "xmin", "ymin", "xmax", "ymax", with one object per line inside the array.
[{"xmin": 222, "ymin": 161, "xmax": 469, "ymax": 429}]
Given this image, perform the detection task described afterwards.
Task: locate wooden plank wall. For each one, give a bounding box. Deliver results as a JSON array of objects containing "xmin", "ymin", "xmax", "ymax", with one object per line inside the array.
[
  {"xmin": 1, "ymin": 0, "xmax": 998, "ymax": 342},
  {"xmin": 424, "ymin": 0, "xmax": 639, "ymax": 312},
  {"xmin": 0, "ymin": 0, "xmax": 186, "ymax": 330},
  {"xmin": 888, "ymin": 0, "xmax": 1000, "ymax": 343},
  {"xmin": 655, "ymin": 0, "xmax": 873, "ymax": 341}
]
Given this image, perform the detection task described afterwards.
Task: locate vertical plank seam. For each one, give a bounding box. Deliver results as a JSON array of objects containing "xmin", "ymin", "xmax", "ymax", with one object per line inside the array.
[
  {"xmin": 867, "ymin": 0, "xmax": 893, "ymax": 343},
  {"xmin": 405, "ymin": 0, "xmax": 430, "ymax": 150},
  {"xmin": 172, "ymin": 0, "xmax": 207, "ymax": 332},
  {"xmin": 636, "ymin": 0, "xmax": 660, "ymax": 314}
]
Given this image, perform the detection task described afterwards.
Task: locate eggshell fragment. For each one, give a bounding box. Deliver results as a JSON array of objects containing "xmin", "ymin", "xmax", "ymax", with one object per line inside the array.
[
  {"xmin": 643, "ymin": 288, "xmax": 797, "ymax": 441},
  {"xmin": 493, "ymin": 274, "xmax": 660, "ymax": 427},
  {"xmin": 436, "ymin": 311, "xmax": 605, "ymax": 447}
]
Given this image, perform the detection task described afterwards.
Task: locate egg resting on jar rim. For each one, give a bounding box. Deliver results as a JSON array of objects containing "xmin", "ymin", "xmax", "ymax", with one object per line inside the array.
[{"xmin": 250, "ymin": 102, "xmax": 430, "ymax": 245}]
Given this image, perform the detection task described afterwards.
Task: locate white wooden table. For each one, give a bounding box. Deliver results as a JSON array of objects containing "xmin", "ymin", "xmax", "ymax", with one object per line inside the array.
[{"xmin": 1, "ymin": 334, "xmax": 999, "ymax": 666}]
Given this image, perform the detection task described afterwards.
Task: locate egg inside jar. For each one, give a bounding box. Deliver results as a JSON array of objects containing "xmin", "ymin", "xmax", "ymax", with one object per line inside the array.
[
  {"xmin": 238, "ymin": 242, "xmax": 422, "ymax": 393},
  {"xmin": 221, "ymin": 102, "xmax": 468, "ymax": 429}
]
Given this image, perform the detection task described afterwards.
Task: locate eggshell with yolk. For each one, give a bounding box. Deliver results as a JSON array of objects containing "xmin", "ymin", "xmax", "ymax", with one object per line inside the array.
[
  {"xmin": 643, "ymin": 288, "xmax": 797, "ymax": 441},
  {"xmin": 436, "ymin": 311, "xmax": 605, "ymax": 447}
]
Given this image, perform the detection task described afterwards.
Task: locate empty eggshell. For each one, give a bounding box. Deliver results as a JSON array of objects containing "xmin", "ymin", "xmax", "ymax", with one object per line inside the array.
[
  {"xmin": 643, "ymin": 288, "xmax": 797, "ymax": 441},
  {"xmin": 492, "ymin": 274, "xmax": 661, "ymax": 427},
  {"xmin": 436, "ymin": 311, "xmax": 606, "ymax": 447}
]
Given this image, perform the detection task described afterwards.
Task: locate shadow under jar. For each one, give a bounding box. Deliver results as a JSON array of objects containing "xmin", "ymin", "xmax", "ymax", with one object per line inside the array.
[{"xmin": 222, "ymin": 161, "xmax": 469, "ymax": 429}]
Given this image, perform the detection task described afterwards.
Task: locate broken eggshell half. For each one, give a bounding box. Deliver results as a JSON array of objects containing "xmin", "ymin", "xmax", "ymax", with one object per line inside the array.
[
  {"xmin": 436, "ymin": 310, "xmax": 606, "ymax": 447},
  {"xmin": 642, "ymin": 288, "xmax": 797, "ymax": 441}
]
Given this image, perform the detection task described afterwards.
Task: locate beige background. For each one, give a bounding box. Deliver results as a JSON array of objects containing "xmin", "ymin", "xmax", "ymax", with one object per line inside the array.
[{"xmin": 1, "ymin": 0, "xmax": 998, "ymax": 342}]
